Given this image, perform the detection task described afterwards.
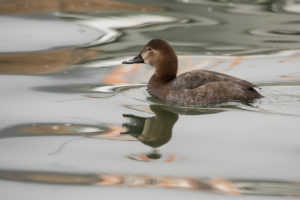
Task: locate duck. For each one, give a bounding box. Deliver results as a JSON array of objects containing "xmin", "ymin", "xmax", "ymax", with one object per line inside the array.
[{"xmin": 122, "ymin": 39, "xmax": 263, "ymax": 106}]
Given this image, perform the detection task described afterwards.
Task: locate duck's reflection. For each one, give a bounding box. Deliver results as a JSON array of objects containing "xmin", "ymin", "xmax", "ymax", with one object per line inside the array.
[
  {"xmin": 121, "ymin": 105, "xmax": 178, "ymax": 162},
  {"xmin": 122, "ymin": 105, "xmax": 178, "ymax": 148},
  {"xmin": 121, "ymin": 104, "xmax": 226, "ymax": 162}
]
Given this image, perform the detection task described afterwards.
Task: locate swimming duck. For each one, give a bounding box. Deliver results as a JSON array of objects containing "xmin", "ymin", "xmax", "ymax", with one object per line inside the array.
[{"xmin": 122, "ymin": 39, "xmax": 262, "ymax": 106}]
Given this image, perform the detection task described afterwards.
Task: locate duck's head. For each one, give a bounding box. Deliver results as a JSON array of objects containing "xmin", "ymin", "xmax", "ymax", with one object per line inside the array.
[{"xmin": 122, "ymin": 39, "xmax": 178, "ymax": 79}]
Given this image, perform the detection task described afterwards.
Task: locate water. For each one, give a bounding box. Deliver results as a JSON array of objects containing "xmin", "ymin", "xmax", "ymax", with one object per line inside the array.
[{"xmin": 1, "ymin": 0, "xmax": 300, "ymax": 199}]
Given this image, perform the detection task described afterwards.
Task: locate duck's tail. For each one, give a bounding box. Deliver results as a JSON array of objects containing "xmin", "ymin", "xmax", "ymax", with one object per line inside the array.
[{"xmin": 247, "ymin": 87, "xmax": 264, "ymax": 100}]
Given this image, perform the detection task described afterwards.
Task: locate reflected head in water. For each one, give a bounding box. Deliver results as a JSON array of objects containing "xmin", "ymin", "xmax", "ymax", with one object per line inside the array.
[
  {"xmin": 122, "ymin": 104, "xmax": 178, "ymax": 148},
  {"xmin": 122, "ymin": 39, "xmax": 262, "ymax": 107}
]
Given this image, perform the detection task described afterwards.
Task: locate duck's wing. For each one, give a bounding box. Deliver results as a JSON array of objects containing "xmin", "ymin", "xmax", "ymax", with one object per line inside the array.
[
  {"xmin": 171, "ymin": 70, "xmax": 259, "ymax": 90},
  {"xmin": 167, "ymin": 81, "xmax": 263, "ymax": 107}
]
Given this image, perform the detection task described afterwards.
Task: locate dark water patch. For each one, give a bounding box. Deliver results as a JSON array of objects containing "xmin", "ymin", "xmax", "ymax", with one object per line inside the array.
[
  {"xmin": 126, "ymin": 150, "xmax": 183, "ymax": 163},
  {"xmin": 249, "ymin": 28, "xmax": 300, "ymax": 38},
  {"xmin": 283, "ymin": 20, "xmax": 300, "ymax": 25},
  {"xmin": 263, "ymin": 40, "xmax": 299, "ymax": 44},
  {"xmin": 271, "ymin": 30, "xmax": 300, "ymax": 36}
]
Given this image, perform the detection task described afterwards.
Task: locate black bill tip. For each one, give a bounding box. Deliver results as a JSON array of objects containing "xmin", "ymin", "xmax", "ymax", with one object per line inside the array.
[{"xmin": 122, "ymin": 53, "xmax": 144, "ymax": 64}]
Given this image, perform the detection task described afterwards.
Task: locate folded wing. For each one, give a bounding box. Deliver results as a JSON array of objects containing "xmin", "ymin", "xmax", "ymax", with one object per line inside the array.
[{"xmin": 170, "ymin": 70, "xmax": 259, "ymax": 90}]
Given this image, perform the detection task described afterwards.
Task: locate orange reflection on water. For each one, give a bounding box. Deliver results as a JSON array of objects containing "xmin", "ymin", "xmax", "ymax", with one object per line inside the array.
[
  {"xmin": 224, "ymin": 56, "xmax": 244, "ymax": 71},
  {"xmin": 279, "ymin": 53, "xmax": 300, "ymax": 63},
  {"xmin": 179, "ymin": 56, "xmax": 245, "ymax": 72},
  {"xmin": 0, "ymin": 49, "xmax": 101, "ymax": 74},
  {"xmin": 1, "ymin": 170, "xmax": 299, "ymax": 197},
  {"xmin": 280, "ymin": 75, "xmax": 300, "ymax": 80},
  {"xmin": 97, "ymin": 174, "xmax": 123, "ymax": 186},
  {"xmin": 103, "ymin": 64, "xmax": 143, "ymax": 85},
  {"xmin": 210, "ymin": 178, "xmax": 240, "ymax": 195},
  {"xmin": 22, "ymin": 124, "xmax": 101, "ymax": 135},
  {"xmin": 178, "ymin": 57, "xmax": 217, "ymax": 73},
  {"xmin": 0, "ymin": 0, "xmax": 162, "ymax": 15},
  {"xmin": 2, "ymin": 123, "xmax": 135, "ymax": 141},
  {"xmin": 202, "ymin": 59, "xmax": 226, "ymax": 70},
  {"xmin": 93, "ymin": 125, "xmax": 135, "ymax": 141},
  {"xmin": 165, "ymin": 154, "xmax": 176, "ymax": 162},
  {"xmin": 137, "ymin": 154, "xmax": 152, "ymax": 162}
]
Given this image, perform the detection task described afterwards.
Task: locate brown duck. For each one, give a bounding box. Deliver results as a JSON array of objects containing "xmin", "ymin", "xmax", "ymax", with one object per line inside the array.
[{"xmin": 122, "ymin": 39, "xmax": 263, "ymax": 106}]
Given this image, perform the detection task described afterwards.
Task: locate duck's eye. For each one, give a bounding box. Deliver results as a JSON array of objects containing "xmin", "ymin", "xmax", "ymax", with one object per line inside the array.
[{"xmin": 147, "ymin": 47, "xmax": 152, "ymax": 52}]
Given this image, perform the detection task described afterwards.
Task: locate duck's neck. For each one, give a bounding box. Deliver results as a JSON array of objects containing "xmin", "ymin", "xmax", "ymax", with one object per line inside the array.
[
  {"xmin": 147, "ymin": 60, "xmax": 178, "ymax": 101},
  {"xmin": 154, "ymin": 56, "xmax": 178, "ymax": 81}
]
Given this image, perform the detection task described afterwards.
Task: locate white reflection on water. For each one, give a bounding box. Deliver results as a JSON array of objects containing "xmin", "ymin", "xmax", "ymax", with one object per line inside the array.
[
  {"xmin": 57, "ymin": 13, "xmax": 176, "ymax": 46},
  {"xmin": 89, "ymin": 84, "xmax": 145, "ymax": 93},
  {"xmin": 0, "ymin": 16, "xmax": 103, "ymax": 53},
  {"xmin": 283, "ymin": 4, "xmax": 300, "ymax": 13}
]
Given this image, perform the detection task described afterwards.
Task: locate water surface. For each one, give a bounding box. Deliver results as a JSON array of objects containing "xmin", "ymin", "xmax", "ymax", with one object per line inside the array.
[{"xmin": 0, "ymin": 0, "xmax": 300, "ymax": 199}]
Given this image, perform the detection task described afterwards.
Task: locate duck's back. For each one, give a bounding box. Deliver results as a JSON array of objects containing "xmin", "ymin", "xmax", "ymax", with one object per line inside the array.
[
  {"xmin": 171, "ymin": 70, "xmax": 258, "ymax": 90},
  {"xmin": 167, "ymin": 70, "xmax": 262, "ymax": 106}
]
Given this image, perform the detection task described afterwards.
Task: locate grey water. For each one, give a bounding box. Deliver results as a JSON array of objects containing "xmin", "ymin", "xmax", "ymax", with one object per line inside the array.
[{"xmin": 0, "ymin": 0, "xmax": 300, "ymax": 199}]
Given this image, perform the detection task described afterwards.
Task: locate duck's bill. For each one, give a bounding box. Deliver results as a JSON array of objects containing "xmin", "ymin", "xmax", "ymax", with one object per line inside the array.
[{"xmin": 122, "ymin": 53, "xmax": 144, "ymax": 64}]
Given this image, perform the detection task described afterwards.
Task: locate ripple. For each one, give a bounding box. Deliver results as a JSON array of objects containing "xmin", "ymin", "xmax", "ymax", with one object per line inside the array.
[
  {"xmin": 249, "ymin": 28, "xmax": 300, "ymax": 37},
  {"xmin": 33, "ymin": 83, "xmax": 145, "ymax": 97},
  {"xmin": 253, "ymin": 85, "xmax": 300, "ymax": 116},
  {"xmin": 89, "ymin": 84, "xmax": 145, "ymax": 93},
  {"xmin": 122, "ymin": 86, "xmax": 151, "ymax": 103},
  {"xmin": 58, "ymin": 13, "xmax": 177, "ymax": 46}
]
